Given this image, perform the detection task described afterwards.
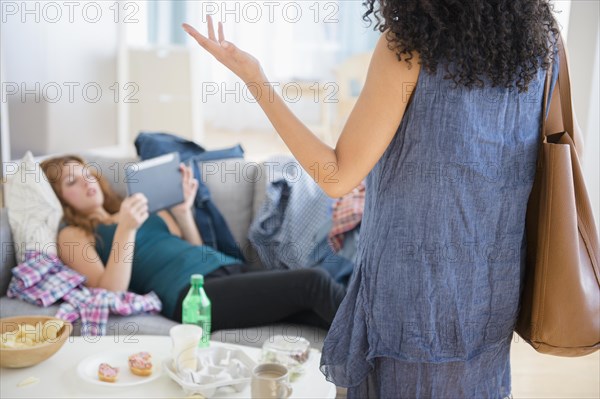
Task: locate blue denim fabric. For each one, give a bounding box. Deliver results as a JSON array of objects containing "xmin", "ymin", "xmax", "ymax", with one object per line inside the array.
[
  {"xmin": 320, "ymin": 52, "xmax": 560, "ymax": 397},
  {"xmin": 250, "ymin": 180, "xmax": 291, "ymax": 243},
  {"xmin": 248, "ymin": 156, "xmax": 336, "ymax": 269},
  {"xmin": 134, "ymin": 132, "xmax": 245, "ymax": 261},
  {"xmin": 193, "ymin": 145, "xmax": 244, "ymax": 162},
  {"xmin": 307, "ymin": 216, "xmax": 358, "ymax": 286}
]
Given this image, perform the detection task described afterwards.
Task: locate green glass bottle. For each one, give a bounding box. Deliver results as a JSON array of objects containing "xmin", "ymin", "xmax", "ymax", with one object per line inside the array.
[{"xmin": 181, "ymin": 274, "xmax": 211, "ymax": 348}]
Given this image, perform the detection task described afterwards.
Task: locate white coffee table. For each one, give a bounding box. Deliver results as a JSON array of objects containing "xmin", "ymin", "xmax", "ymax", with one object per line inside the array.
[{"xmin": 0, "ymin": 335, "xmax": 336, "ymax": 398}]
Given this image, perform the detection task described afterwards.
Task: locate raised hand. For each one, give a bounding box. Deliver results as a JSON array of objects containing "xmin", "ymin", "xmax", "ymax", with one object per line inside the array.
[
  {"xmin": 182, "ymin": 16, "xmax": 264, "ymax": 84},
  {"xmin": 170, "ymin": 163, "xmax": 198, "ymax": 216}
]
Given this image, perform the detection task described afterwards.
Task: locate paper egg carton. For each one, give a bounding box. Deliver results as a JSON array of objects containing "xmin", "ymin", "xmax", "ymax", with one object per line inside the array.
[{"xmin": 162, "ymin": 346, "xmax": 256, "ymax": 397}]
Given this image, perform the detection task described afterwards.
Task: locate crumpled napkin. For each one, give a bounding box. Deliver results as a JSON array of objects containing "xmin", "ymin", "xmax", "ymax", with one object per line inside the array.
[{"xmin": 179, "ymin": 350, "xmax": 251, "ymax": 385}]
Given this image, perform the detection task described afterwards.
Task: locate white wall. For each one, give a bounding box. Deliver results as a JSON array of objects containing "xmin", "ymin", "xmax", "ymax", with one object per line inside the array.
[
  {"xmin": 566, "ymin": 1, "xmax": 600, "ymax": 223},
  {"xmin": 1, "ymin": 1, "xmax": 119, "ymax": 159},
  {"xmin": 552, "ymin": 1, "xmax": 572, "ymax": 37}
]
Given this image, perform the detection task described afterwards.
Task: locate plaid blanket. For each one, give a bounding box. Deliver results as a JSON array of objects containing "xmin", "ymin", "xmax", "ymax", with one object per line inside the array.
[
  {"xmin": 328, "ymin": 181, "xmax": 365, "ymax": 252},
  {"xmin": 7, "ymin": 251, "xmax": 162, "ymax": 336}
]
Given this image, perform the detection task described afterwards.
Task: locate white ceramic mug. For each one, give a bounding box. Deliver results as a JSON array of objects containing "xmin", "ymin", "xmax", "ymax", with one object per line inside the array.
[
  {"xmin": 251, "ymin": 363, "xmax": 293, "ymax": 399},
  {"xmin": 169, "ymin": 324, "xmax": 202, "ymax": 373}
]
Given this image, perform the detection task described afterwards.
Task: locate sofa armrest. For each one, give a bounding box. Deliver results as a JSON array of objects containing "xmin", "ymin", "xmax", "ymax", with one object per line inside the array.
[{"xmin": 0, "ymin": 208, "xmax": 17, "ymax": 297}]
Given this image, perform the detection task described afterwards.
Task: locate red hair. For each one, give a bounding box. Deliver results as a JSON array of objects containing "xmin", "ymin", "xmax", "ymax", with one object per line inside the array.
[{"xmin": 41, "ymin": 155, "xmax": 123, "ymax": 236}]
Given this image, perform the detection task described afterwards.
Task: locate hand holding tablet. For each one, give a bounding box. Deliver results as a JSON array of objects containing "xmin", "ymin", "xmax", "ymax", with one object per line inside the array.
[{"xmin": 125, "ymin": 153, "xmax": 187, "ymax": 214}]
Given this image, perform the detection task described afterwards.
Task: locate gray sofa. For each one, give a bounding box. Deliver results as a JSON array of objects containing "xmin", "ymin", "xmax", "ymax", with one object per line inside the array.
[{"xmin": 0, "ymin": 153, "xmax": 329, "ymax": 350}]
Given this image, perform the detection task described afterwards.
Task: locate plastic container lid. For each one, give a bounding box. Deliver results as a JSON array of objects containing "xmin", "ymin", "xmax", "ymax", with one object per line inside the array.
[{"xmin": 261, "ymin": 335, "xmax": 311, "ymax": 378}]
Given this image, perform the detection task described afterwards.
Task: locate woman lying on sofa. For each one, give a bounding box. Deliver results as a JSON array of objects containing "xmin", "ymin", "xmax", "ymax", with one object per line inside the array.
[{"xmin": 40, "ymin": 155, "xmax": 346, "ymax": 331}]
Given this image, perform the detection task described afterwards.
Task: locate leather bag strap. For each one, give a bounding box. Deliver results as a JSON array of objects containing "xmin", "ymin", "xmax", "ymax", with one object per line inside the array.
[
  {"xmin": 540, "ymin": 53, "xmax": 552, "ymax": 139},
  {"xmin": 543, "ymin": 32, "xmax": 584, "ymax": 152},
  {"xmin": 555, "ymin": 33, "xmax": 575, "ymax": 142}
]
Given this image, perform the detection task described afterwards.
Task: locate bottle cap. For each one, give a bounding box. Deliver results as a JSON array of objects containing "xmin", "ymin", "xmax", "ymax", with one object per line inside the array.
[{"xmin": 190, "ymin": 274, "xmax": 204, "ymax": 285}]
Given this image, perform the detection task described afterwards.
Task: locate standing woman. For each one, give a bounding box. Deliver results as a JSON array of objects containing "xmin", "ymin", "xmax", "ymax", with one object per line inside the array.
[{"xmin": 183, "ymin": 0, "xmax": 560, "ymax": 397}]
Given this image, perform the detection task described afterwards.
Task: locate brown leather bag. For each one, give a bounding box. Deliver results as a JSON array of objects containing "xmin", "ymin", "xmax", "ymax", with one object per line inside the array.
[{"xmin": 515, "ymin": 33, "xmax": 600, "ymax": 356}]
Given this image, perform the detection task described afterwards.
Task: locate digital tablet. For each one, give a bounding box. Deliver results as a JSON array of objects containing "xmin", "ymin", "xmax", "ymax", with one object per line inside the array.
[{"xmin": 125, "ymin": 152, "xmax": 184, "ymax": 213}]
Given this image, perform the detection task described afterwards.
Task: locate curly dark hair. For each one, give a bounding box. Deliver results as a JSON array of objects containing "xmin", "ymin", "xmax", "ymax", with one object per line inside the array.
[{"xmin": 363, "ymin": 0, "xmax": 560, "ymax": 93}]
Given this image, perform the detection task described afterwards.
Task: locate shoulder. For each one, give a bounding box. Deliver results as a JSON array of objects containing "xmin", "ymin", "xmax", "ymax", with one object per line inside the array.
[
  {"xmin": 364, "ymin": 30, "xmax": 421, "ymax": 98},
  {"xmin": 359, "ymin": 30, "xmax": 421, "ymax": 112},
  {"xmin": 372, "ymin": 30, "xmax": 421, "ymax": 71},
  {"xmin": 58, "ymin": 225, "xmax": 94, "ymax": 244}
]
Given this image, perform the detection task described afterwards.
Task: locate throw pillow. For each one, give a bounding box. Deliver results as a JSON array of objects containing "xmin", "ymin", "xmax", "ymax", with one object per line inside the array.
[{"xmin": 5, "ymin": 151, "xmax": 64, "ymax": 263}]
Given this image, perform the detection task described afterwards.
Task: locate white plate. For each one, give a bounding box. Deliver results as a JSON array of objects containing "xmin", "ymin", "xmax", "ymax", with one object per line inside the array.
[{"xmin": 77, "ymin": 349, "xmax": 162, "ymax": 387}]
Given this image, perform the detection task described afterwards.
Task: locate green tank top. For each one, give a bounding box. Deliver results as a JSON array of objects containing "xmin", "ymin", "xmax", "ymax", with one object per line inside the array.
[{"xmin": 94, "ymin": 213, "xmax": 242, "ymax": 318}]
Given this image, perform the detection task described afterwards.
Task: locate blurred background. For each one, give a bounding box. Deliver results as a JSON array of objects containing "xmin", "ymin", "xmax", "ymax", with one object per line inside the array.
[
  {"xmin": 1, "ymin": 0, "xmax": 380, "ymax": 158},
  {"xmin": 0, "ymin": 0, "xmax": 598, "ymax": 213}
]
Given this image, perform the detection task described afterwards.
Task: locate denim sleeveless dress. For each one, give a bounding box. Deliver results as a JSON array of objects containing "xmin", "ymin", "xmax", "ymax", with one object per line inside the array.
[{"xmin": 320, "ymin": 52, "xmax": 559, "ymax": 398}]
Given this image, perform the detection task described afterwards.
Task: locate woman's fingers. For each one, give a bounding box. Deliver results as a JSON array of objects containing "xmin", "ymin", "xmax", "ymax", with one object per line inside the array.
[
  {"xmin": 180, "ymin": 163, "xmax": 193, "ymax": 183},
  {"xmin": 207, "ymin": 14, "xmax": 216, "ymax": 42},
  {"xmin": 119, "ymin": 194, "xmax": 148, "ymax": 229},
  {"xmin": 218, "ymin": 21, "xmax": 225, "ymax": 43},
  {"xmin": 131, "ymin": 201, "xmax": 148, "ymax": 217},
  {"xmin": 130, "ymin": 195, "xmax": 148, "ymax": 212},
  {"xmin": 183, "ymin": 18, "xmax": 261, "ymax": 85},
  {"xmin": 182, "ymin": 23, "xmax": 222, "ymax": 55},
  {"xmin": 128, "ymin": 193, "xmax": 147, "ymax": 204}
]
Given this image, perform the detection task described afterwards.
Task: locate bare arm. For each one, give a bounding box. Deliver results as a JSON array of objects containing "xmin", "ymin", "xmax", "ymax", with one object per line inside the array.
[
  {"xmin": 58, "ymin": 225, "xmax": 135, "ymax": 292},
  {"xmin": 159, "ymin": 209, "xmax": 203, "ymax": 246},
  {"xmin": 173, "ymin": 210, "xmax": 203, "ymax": 245},
  {"xmin": 183, "ymin": 21, "xmax": 420, "ymax": 198},
  {"xmin": 57, "ymin": 193, "xmax": 149, "ymax": 292}
]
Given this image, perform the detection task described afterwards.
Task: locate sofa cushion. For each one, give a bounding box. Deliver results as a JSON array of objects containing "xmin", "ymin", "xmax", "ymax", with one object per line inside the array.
[
  {"xmin": 0, "ymin": 296, "xmax": 177, "ymax": 336},
  {"xmin": 0, "ymin": 296, "xmax": 59, "ymax": 318},
  {"xmin": 201, "ymin": 158, "xmax": 262, "ymax": 269}
]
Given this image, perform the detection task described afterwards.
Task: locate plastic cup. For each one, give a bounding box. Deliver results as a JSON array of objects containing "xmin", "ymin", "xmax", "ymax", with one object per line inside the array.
[{"xmin": 169, "ymin": 324, "xmax": 203, "ymax": 373}]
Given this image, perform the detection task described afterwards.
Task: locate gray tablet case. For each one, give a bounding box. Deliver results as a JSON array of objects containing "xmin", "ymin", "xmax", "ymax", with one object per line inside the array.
[{"xmin": 125, "ymin": 152, "xmax": 184, "ymax": 213}]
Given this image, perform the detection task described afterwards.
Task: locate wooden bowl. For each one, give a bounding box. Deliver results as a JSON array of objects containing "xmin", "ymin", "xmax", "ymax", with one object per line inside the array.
[{"xmin": 0, "ymin": 316, "xmax": 73, "ymax": 368}]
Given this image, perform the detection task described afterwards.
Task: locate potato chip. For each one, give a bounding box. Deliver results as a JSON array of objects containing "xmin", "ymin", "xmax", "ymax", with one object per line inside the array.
[
  {"xmin": 16, "ymin": 323, "xmax": 38, "ymax": 345},
  {"xmin": 0, "ymin": 331, "xmax": 18, "ymax": 348},
  {"xmin": 43, "ymin": 320, "xmax": 64, "ymax": 341},
  {"xmin": 1, "ymin": 340, "xmax": 16, "ymax": 349},
  {"xmin": 17, "ymin": 377, "xmax": 40, "ymax": 387},
  {"xmin": 0, "ymin": 319, "xmax": 67, "ymax": 349},
  {"xmin": 1, "ymin": 330, "xmax": 18, "ymax": 341}
]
